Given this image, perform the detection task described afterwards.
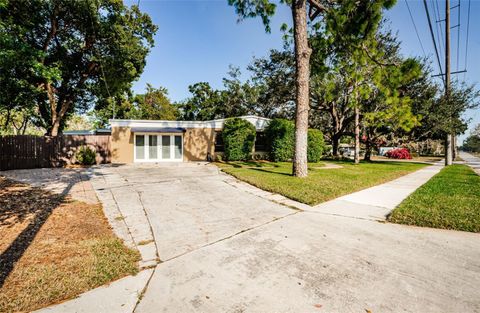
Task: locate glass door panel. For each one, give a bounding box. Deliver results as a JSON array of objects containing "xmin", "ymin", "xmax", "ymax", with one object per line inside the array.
[
  {"xmin": 149, "ymin": 135, "xmax": 158, "ymax": 159},
  {"xmin": 162, "ymin": 135, "xmax": 171, "ymax": 159},
  {"xmin": 174, "ymin": 136, "xmax": 182, "ymax": 159},
  {"xmin": 135, "ymin": 135, "xmax": 145, "ymax": 160}
]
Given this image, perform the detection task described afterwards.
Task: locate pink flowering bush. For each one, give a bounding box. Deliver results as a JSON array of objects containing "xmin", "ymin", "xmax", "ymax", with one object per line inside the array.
[{"xmin": 385, "ymin": 148, "xmax": 412, "ymax": 160}]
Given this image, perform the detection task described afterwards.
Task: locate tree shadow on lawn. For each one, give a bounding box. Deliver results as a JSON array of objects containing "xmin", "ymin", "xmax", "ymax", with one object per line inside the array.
[{"xmin": 0, "ymin": 178, "xmax": 76, "ymax": 288}]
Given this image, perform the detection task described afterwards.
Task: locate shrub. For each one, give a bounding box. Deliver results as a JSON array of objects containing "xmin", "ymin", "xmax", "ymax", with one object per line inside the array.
[
  {"xmin": 307, "ymin": 129, "xmax": 325, "ymax": 162},
  {"xmin": 222, "ymin": 118, "xmax": 256, "ymax": 161},
  {"xmin": 264, "ymin": 119, "xmax": 295, "ymax": 162},
  {"xmin": 76, "ymin": 145, "xmax": 96, "ymax": 165},
  {"xmin": 265, "ymin": 119, "xmax": 325, "ymax": 162},
  {"xmin": 385, "ymin": 148, "xmax": 412, "ymax": 160}
]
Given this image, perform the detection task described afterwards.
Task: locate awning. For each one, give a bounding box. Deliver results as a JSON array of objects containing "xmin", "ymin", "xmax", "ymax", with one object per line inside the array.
[{"xmin": 131, "ymin": 127, "xmax": 186, "ymax": 133}]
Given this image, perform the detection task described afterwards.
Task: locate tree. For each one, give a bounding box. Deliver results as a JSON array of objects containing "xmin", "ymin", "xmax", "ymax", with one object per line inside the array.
[
  {"xmin": 248, "ymin": 49, "xmax": 296, "ymax": 118},
  {"xmin": 134, "ymin": 84, "xmax": 179, "ymax": 120},
  {"xmin": 92, "ymin": 85, "xmax": 178, "ymax": 128},
  {"xmin": 178, "ymin": 82, "xmax": 224, "ymax": 121},
  {"xmin": 1, "ymin": 0, "xmax": 157, "ymax": 135},
  {"xmin": 463, "ymin": 133, "xmax": 480, "ymax": 153},
  {"xmin": 229, "ymin": 0, "xmax": 395, "ymax": 175}
]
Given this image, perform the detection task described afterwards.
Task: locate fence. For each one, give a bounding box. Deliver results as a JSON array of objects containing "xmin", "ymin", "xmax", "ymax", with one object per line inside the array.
[{"xmin": 0, "ymin": 135, "xmax": 111, "ymax": 171}]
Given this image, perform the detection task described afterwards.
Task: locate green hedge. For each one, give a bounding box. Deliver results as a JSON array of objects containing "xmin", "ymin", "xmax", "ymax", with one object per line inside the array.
[
  {"xmin": 222, "ymin": 118, "xmax": 256, "ymax": 161},
  {"xmin": 264, "ymin": 119, "xmax": 295, "ymax": 162},
  {"xmin": 264, "ymin": 118, "xmax": 325, "ymax": 162},
  {"xmin": 307, "ymin": 129, "xmax": 325, "ymax": 162}
]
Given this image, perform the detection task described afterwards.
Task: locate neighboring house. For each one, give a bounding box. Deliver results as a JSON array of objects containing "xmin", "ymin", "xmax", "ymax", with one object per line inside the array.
[{"xmin": 110, "ymin": 115, "xmax": 270, "ymax": 163}]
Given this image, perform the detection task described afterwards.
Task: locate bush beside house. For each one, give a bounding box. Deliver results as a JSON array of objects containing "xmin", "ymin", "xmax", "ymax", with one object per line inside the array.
[
  {"xmin": 264, "ymin": 119, "xmax": 295, "ymax": 162},
  {"xmin": 75, "ymin": 146, "xmax": 97, "ymax": 165},
  {"xmin": 264, "ymin": 118, "xmax": 325, "ymax": 162},
  {"xmin": 222, "ymin": 118, "xmax": 256, "ymax": 161}
]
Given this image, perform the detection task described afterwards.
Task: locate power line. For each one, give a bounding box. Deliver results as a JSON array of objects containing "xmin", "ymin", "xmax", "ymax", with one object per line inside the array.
[
  {"xmin": 464, "ymin": 0, "xmax": 471, "ymax": 81},
  {"xmin": 455, "ymin": 0, "xmax": 460, "ymax": 74},
  {"xmin": 433, "ymin": 0, "xmax": 444, "ymax": 62},
  {"xmin": 423, "ymin": 0, "xmax": 444, "ymax": 85},
  {"xmin": 404, "ymin": 0, "xmax": 426, "ymax": 59}
]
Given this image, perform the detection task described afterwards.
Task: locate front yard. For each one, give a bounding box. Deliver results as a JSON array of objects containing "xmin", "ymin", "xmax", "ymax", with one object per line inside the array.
[
  {"xmin": 389, "ymin": 164, "xmax": 480, "ymax": 232},
  {"xmin": 0, "ymin": 178, "xmax": 139, "ymax": 313},
  {"xmin": 217, "ymin": 160, "xmax": 428, "ymax": 205}
]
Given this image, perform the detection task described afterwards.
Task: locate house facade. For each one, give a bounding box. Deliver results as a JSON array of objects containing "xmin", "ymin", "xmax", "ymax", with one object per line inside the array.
[{"xmin": 110, "ymin": 115, "xmax": 270, "ymax": 163}]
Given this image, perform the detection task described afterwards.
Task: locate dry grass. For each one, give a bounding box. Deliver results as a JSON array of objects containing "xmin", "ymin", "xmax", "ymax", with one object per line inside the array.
[{"xmin": 0, "ymin": 178, "xmax": 139, "ymax": 313}]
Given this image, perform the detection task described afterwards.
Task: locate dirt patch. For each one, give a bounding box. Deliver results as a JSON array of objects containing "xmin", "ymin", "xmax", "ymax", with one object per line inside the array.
[{"xmin": 0, "ymin": 177, "xmax": 139, "ymax": 313}]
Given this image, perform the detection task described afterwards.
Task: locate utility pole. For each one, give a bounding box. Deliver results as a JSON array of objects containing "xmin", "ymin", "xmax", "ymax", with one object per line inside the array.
[{"xmin": 445, "ymin": 0, "xmax": 453, "ymax": 166}]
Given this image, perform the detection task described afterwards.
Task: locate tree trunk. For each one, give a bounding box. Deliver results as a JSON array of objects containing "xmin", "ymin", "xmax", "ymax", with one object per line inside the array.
[
  {"xmin": 452, "ymin": 134, "xmax": 457, "ymax": 160},
  {"xmin": 354, "ymin": 105, "xmax": 360, "ymax": 164},
  {"xmin": 332, "ymin": 134, "xmax": 340, "ymax": 157},
  {"xmin": 292, "ymin": 0, "xmax": 311, "ymax": 178},
  {"xmin": 364, "ymin": 140, "xmax": 372, "ymax": 161},
  {"xmin": 445, "ymin": 134, "xmax": 452, "ymax": 165}
]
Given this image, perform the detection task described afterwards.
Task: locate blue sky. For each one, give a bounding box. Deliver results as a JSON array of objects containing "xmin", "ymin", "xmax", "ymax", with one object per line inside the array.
[{"xmin": 127, "ymin": 0, "xmax": 479, "ymax": 141}]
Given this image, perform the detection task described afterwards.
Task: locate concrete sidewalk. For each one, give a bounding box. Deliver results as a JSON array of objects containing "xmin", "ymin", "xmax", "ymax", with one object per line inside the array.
[
  {"xmin": 459, "ymin": 151, "xmax": 480, "ymax": 175},
  {"xmin": 308, "ymin": 162, "xmax": 443, "ymax": 220}
]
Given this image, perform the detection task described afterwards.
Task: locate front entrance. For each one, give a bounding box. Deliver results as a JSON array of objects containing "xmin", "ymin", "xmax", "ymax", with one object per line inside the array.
[{"xmin": 134, "ymin": 133, "xmax": 183, "ymax": 162}]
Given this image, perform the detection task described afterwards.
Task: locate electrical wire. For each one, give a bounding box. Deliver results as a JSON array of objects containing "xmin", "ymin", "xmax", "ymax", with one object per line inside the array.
[
  {"xmin": 463, "ymin": 0, "xmax": 471, "ymax": 81},
  {"xmin": 423, "ymin": 0, "xmax": 444, "ymax": 85},
  {"xmin": 404, "ymin": 0, "xmax": 427, "ymax": 59}
]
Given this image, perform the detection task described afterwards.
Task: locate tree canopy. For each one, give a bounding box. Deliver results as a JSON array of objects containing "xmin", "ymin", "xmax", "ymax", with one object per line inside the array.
[{"xmin": 0, "ymin": 0, "xmax": 157, "ymax": 135}]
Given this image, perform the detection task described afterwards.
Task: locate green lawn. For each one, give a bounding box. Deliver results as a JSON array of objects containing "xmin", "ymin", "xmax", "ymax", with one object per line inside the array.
[
  {"xmin": 389, "ymin": 164, "xmax": 480, "ymax": 232},
  {"xmin": 217, "ymin": 160, "xmax": 427, "ymax": 205}
]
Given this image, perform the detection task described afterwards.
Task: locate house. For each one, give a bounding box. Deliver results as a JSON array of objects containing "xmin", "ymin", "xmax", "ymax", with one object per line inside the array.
[{"xmin": 110, "ymin": 115, "xmax": 270, "ymax": 163}]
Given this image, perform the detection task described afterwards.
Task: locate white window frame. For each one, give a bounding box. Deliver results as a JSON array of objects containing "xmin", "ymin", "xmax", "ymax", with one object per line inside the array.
[{"xmin": 134, "ymin": 133, "xmax": 183, "ymax": 162}]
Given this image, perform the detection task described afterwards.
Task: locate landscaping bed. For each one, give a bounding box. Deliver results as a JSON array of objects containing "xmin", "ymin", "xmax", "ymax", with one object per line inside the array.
[
  {"xmin": 217, "ymin": 160, "xmax": 427, "ymax": 205},
  {"xmin": 0, "ymin": 177, "xmax": 139, "ymax": 313},
  {"xmin": 389, "ymin": 164, "xmax": 480, "ymax": 232}
]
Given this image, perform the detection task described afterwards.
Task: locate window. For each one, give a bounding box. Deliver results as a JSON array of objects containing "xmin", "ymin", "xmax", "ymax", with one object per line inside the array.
[
  {"xmin": 162, "ymin": 135, "xmax": 171, "ymax": 159},
  {"xmin": 214, "ymin": 131, "xmax": 224, "ymax": 152},
  {"xmin": 135, "ymin": 135, "xmax": 145, "ymax": 159},
  {"xmin": 149, "ymin": 135, "xmax": 157, "ymax": 159},
  {"xmin": 134, "ymin": 134, "xmax": 183, "ymax": 162},
  {"xmin": 255, "ymin": 132, "xmax": 267, "ymax": 152},
  {"xmin": 174, "ymin": 135, "xmax": 182, "ymax": 159}
]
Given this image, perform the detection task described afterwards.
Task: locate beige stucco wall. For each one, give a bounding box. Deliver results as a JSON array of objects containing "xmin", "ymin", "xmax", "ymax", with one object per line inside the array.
[
  {"xmin": 111, "ymin": 126, "xmax": 134, "ymax": 163},
  {"xmin": 110, "ymin": 126, "xmax": 218, "ymax": 163},
  {"xmin": 183, "ymin": 128, "xmax": 218, "ymax": 161}
]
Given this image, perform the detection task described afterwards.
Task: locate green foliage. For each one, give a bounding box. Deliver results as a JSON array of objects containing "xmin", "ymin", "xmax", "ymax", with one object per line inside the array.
[
  {"xmin": 264, "ymin": 119, "xmax": 295, "ymax": 162},
  {"xmin": 265, "ymin": 119, "xmax": 325, "ymax": 162},
  {"xmin": 222, "ymin": 118, "xmax": 256, "ymax": 161},
  {"xmin": 178, "ymin": 67, "xmax": 259, "ymax": 121},
  {"xmin": 307, "ymin": 129, "xmax": 325, "ymax": 162},
  {"xmin": 92, "ymin": 85, "xmax": 178, "ymax": 128},
  {"xmin": 1, "ymin": 0, "xmax": 157, "ymax": 134},
  {"xmin": 247, "ymin": 49, "xmax": 295, "ymax": 118},
  {"xmin": 463, "ymin": 135, "xmax": 480, "ymax": 152},
  {"xmin": 76, "ymin": 146, "xmax": 96, "ymax": 165}
]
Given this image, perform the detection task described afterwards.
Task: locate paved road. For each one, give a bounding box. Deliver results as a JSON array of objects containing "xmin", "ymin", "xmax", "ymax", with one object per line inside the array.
[
  {"xmin": 33, "ymin": 162, "xmax": 480, "ymax": 312},
  {"xmin": 460, "ymin": 151, "xmax": 480, "ymax": 175}
]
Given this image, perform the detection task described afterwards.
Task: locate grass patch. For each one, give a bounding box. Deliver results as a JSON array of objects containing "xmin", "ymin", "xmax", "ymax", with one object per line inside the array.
[
  {"xmin": 0, "ymin": 178, "xmax": 140, "ymax": 313},
  {"xmin": 217, "ymin": 160, "xmax": 427, "ymax": 205},
  {"xmin": 389, "ymin": 164, "xmax": 480, "ymax": 232}
]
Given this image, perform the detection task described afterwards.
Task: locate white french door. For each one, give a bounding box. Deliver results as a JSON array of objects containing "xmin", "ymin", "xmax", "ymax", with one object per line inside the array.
[{"xmin": 134, "ymin": 134, "xmax": 183, "ymax": 162}]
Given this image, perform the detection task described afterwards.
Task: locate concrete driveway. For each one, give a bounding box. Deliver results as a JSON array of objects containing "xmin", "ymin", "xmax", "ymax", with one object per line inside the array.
[
  {"xmin": 83, "ymin": 162, "xmax": 479, "ymax": 313},
  {"xmin": 10, "ymin": 162, "xmax": 476, "ymax": 312}
]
